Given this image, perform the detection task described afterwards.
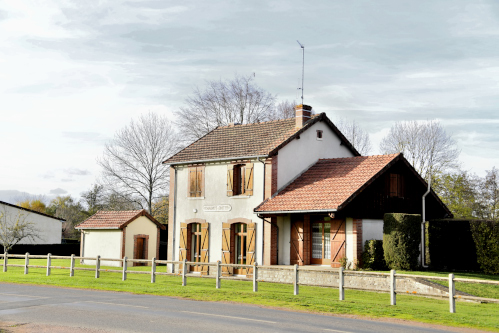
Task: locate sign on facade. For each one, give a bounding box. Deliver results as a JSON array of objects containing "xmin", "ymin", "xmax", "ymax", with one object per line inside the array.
[{"xmin": 203, "ymin": 205, "xmax": 232, "ymax": 212}]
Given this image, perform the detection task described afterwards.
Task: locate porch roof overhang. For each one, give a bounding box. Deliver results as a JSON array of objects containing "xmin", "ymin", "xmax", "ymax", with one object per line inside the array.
[{"xmin": 255, "ymin": 209, "xmax": 337, "ymax": 216}]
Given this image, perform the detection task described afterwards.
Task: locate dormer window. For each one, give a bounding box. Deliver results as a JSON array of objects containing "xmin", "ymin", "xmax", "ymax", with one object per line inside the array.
[{"xmin": 316, "ymin": 130, "xmax": 323, "ymax": 140}]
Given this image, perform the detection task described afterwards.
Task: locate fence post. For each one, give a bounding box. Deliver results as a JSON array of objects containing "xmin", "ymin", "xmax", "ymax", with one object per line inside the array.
[
  {"xmin": 390, "ymin": 269, "xmax": 396, "ymax": 305},
  {"xmin": 95, "ymin": 255, "xmax": 100, "ymax": 278},
  {"xmin": 449, "ymin": 273, "xmax": 456, "ymax": 313},
  {"xmin": 46, "ymin": 253, "xmax": 51, "ymax": 276},
  {"xmin": 216, "ymin": 261, "xmax": 221, "ymax": 289},
  {"xmin": 122, "ymin": 257, "xmax": 127, "ymax": 281},
  {"xmin": 182, "ymin": 259, "xmax": 187, "ymax": 286},
  {"xmin": 70, "ymin": 254, "xmax": 75, "ymax": 277},
  {"xmin": 293, "ymin": 264, "xmax": 299, "ymax": 295},
  {"xmin": 339, "ymin": 267, "xmax": 345, "ymax": 301},
  {"xmin": 3, "ymin": 252, "xmax": 7, "ymax": 273},
  {"xmin": 151, "ymin": 257, "xmax": 156, "ymax": 283},
  {"xmin": 253, "ymin": 262, "xmax": 258, "ymax": 292},
  {"xmin": 24, "ymin": 252, "xmax": 29, "ymax": 275}
]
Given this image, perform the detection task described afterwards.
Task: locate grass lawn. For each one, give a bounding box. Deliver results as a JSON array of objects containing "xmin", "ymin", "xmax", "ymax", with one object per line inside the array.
[
  {"xmin": 392, "ymin": 270, "xmax": 499, "ymax": 300},
  {"xmin": 1, "ymin": 259, "xmax": 499, "ymax": 332}
]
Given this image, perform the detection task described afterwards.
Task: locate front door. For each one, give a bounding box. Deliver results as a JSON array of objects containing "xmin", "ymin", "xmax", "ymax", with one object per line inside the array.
[
  {"xmin": 190, "ymin": 223, "xmax": 202, "ymax": 272},
  {"xmin": 311, "ymin": 222, "xmax": 331, "ymax": 265},
  {"xmin": 134, "ymin": 237, "xmax": 147, "ymax": 266},
  {"xmin": 234, "ymin": 223, "xmax": 247, "ymax": 275}
]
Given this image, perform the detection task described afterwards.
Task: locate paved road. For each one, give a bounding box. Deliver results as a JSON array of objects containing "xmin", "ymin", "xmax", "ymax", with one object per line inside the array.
[{"xmin": 0, "ymin": 283, "xmax": 468, "ymax": 333}]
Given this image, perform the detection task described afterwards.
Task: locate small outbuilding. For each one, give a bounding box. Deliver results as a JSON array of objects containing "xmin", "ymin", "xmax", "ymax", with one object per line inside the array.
[{"xmin": 76, "ymin": 210, "xmax": 165, "ymax": 267}]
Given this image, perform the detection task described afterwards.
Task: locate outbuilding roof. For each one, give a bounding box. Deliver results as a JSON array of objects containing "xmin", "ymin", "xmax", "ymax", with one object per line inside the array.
[
  {"xmin": 75, "ymin": 210, "xmax": 165, "ymax": 230},
  {"xmin": 163, "ymin": 113, "xmax": 359, "ymax": 165},
  {"xmin": 254, "ymin": 154, "xmax": 401, "ymax": 213},
  {"xmin": 0, "ymin": 200, "xmax": 65, "ymax": 222}
]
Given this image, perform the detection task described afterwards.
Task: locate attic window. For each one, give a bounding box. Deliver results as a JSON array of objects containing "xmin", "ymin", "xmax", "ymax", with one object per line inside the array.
[
  {"xmin": 389, "ymin": 173, "xmax": 405, "ymax": 198},
  {"xmin": 316, "ymin": 130, "xmax": 323, "ymax": 140}
]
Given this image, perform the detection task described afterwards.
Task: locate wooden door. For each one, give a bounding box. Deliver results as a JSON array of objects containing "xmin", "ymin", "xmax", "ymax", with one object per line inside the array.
[
  {"xmin": 290, "ymin": 219, "xmax": 304, "ymax": 265},
  {"xmin": 311, "ymin": 222, "xmax": 331, "ymax": 265},
  {"xmin": 190, "ymin": 223, "xmax": 202, "ymax": 272},
  {"xmin": 330, "ymin": 219, "xmax": 346, "ymax": 268},
  {"xmin": 135, "ymin": 237, "xmax": 146, "ymax": 266}
]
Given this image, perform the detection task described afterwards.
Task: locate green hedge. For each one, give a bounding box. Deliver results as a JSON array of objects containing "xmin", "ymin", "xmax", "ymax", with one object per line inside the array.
[
  {"xmin": 383, "ymin": 213, "xmax": 421, "ymax": 270},
  {"xmin": 470, "ymin": 220, "xmax": 499, "ymax": 275},
  {"xmin": 427, "ymin": 220, "xmax": 479, "ymax": 271},
  {"xmin": 361, "ymin": 240, "xmax": 387, "ymax": 270}
]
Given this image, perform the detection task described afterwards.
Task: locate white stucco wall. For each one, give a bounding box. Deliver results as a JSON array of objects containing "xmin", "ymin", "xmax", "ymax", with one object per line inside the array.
[
  {"xmin": 362, "ymin": 219, "xmax": 384, "ymax": 250},
  {"xmin": 0, "ymin": 203, "xmax": 62, "ymax": 244},
  {"xmin": 173, "ymin": 160, "xmax": 265, "ymax": 266},
  {"xmin": 345, "ymin": 217, "xmax": 354, "ymax": 267},
  {"xmin": 125, "ymin": 215, "xmax": 159, "ymax": 261},
  {"xmin": 277, "ymin": 215, "xmax": 291, "ymax": 265},
  {"xmin": 277, "ymin": 121, "xmax": 355, "ymax": 189},
  {"xmin": 81, "ymin": 230, "xmax": 122, "ymax": 267}
]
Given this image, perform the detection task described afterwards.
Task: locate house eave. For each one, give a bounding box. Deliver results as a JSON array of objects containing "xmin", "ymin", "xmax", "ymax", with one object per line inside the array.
[
  {"xmin": 255, "ymin": 208, "xmax": 337, "ymax": 215},
  {"xmin": 165, "ymin": 155, "xmax": 268, "ymax": 166}
]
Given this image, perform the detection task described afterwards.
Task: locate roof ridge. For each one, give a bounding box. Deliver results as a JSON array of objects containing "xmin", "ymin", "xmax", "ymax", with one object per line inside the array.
[
  {"xmin": 318, "ymin": 153, "xmax": 400, "ymax": 162},
  {"xmin": 217, "ymin": 117, "xmax": 295, "ymax": 129}
]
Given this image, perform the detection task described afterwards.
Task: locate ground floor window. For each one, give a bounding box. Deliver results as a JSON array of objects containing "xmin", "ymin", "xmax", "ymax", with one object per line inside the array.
[
  {"xmin": 179, "ymin": 221, "xmax": 209, "ymax": 274},
  {"xmin": 221, "ymin": 221, "xmax": 256, "ymax": 276},
  {"xmin": 191, "ymin": 223, "xmax": 202, "ymax": 272}
]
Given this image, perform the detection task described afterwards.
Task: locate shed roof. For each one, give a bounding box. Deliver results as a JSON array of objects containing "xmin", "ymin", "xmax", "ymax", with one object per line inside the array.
[
  {"xmin": 0, "ymin": 200, "xmax": 65, "ymax": 222},
  {"xmin": 75, "ymin": 210, "xmax": 165, "ymax": 230}
]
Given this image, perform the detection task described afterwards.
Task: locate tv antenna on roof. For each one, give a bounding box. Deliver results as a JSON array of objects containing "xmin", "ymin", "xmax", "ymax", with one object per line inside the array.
[{"xmin": 297, "ymin": 40, "xmax": 305, "ymax": 105}]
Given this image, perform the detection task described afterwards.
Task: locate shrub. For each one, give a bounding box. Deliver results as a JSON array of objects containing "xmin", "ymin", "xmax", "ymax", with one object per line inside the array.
[
  {"xmin": 470, "ymin": 220, "xmax": 499, "ymax": 275},
  {"xmin": 361, "ymin": 239, "xmax": 387, "ymax": 270},
  {"xmin": 427, "ymin": 219, "xmax": 479, "ymax": 271},
  {"xmin": 383, "ymin": 213, "xmax": 421, "ymax": 270}
]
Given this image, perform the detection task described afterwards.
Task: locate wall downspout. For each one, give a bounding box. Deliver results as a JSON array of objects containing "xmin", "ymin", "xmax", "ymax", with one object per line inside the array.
[
  {"xmin": 257, "ymin": 157, "xmax": 279, "ymax": 265},
  {"xmin": 421, "ymin": 177, "xmax": 431, "ymax": 268},
  {"xmin": 170, "ymin": 166, "xmax": 178, "ymax": 273}
]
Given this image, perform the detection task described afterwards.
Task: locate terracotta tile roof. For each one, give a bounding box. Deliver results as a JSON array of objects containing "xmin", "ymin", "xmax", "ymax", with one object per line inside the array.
[
  {"xmin": 255, "ymin": 154, "xmax": 401, "ymax": 213},
  {"xmin": 164, "ymin": 114, "xmax": 359, "ymax": 164},
  {"xmin": 76, "ymin": 210, "xmax": 164, "ymax": 230},
  {"xmin": 165, "ymin": 118, "xmax": 298, "ymax": 164}
]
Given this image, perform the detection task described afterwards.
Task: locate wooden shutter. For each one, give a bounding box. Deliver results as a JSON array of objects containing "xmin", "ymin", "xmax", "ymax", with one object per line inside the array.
[
  {"xmin": 197, "ymin": 167, "xmax": 204, "ymax": 197},
  {"xmin": 221, "ymin": 223, "xmax": 232, "ymax": 275},
  {"xmin": 290, "ymin": 219, "xmax": 304, "ymax": 265},
  {"xmin": 246, "ymin": 223, "xmax": 256, "ymax": 277},
  {"xmin": 330, "ymin": 219, "xmax": 346, "ymax": 268},
  {"xmin": 244, "ymin": 163, "xmax": 254, "ymax": 196},
  {"xmin": 390, "ymin": 173, "xmax": 399, "ymax": 197},
  {"xmin": 179, "ymin": 223, "xmax": 188, "ymax": 274},
  {"xmin": 200, "ymin": 223, "xmax": 209, "ymax": 275},
  {"xmin": 227, "ymin": 165, "xmax": 234, "ymax": 197},
  {"xmin": 189, "ymin": 168, "xmax": 196, "ymax": 197}
]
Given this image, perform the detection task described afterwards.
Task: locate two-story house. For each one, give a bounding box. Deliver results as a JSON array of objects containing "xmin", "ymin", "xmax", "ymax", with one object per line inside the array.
[{"xmin": 164, "ymin": 105, "xmax": 450, "ymax": 275}]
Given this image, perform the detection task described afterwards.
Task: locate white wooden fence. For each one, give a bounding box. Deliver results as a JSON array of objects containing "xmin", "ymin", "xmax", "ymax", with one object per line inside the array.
[{"xmin": 1, "ymin": 253, "xmax": 498, "ymax": 314}]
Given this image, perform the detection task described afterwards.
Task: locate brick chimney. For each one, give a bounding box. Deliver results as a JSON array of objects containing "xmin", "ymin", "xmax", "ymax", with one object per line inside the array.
[{"xmin": 295, "ymin": 104, "xmax": 312, "ymax": 128}]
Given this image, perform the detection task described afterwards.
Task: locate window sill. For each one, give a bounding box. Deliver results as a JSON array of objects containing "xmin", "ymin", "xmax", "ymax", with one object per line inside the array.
[
  {"xmin": 187, "ymin": 197, "xmax": 205, "ymax": 200},
  {"xmin": 229, "ymin": 195, "xmax": 251, "ymax": 199}
]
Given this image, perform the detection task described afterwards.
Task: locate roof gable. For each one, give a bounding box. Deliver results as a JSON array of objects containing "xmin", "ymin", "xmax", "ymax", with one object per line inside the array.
[
  {"xmin": 76, "ymin": 210, "xmax": 165, "ymax": 230},
  {"xmin": 254, "ymin": 154, "xmax": 401, "ymax": 213},
  {"xmin": 164, "ymin": 113, "xmax": 359, "ymax": 165}
]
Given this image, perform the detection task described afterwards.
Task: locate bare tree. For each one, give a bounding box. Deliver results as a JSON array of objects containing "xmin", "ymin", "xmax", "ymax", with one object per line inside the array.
[
  {"xmin": 336, "ymin": 118, "xmax": 372, "ymax": 155},
  {"xmin": 98, "ymin": 112, "xmax": 181, "ymax": 214},
  {"xmin": 0, "ymin": 206, "xmax": 40, "ymax": 253},
  {"xmin": 380, "ymin": 120, "xmax": 460, "ymax": 181},
  {"xmin": 267, "ymin": 100, "xmax": 296, "ymax": 121},
  {"xmin": 177, "ymin": 74, "xmax": 277, "ymax": 141}
]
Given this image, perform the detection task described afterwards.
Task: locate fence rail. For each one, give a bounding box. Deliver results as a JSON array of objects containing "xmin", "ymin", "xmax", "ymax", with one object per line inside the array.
[{"xmin": 1, "ymin": 253, "xmax": 498, "ymax": 313}]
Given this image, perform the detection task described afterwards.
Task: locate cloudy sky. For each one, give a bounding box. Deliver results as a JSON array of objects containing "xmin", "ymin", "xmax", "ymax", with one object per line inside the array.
[{"xmin": 1, "ymin": 0, "xmax": 498, "ymax": 204}]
